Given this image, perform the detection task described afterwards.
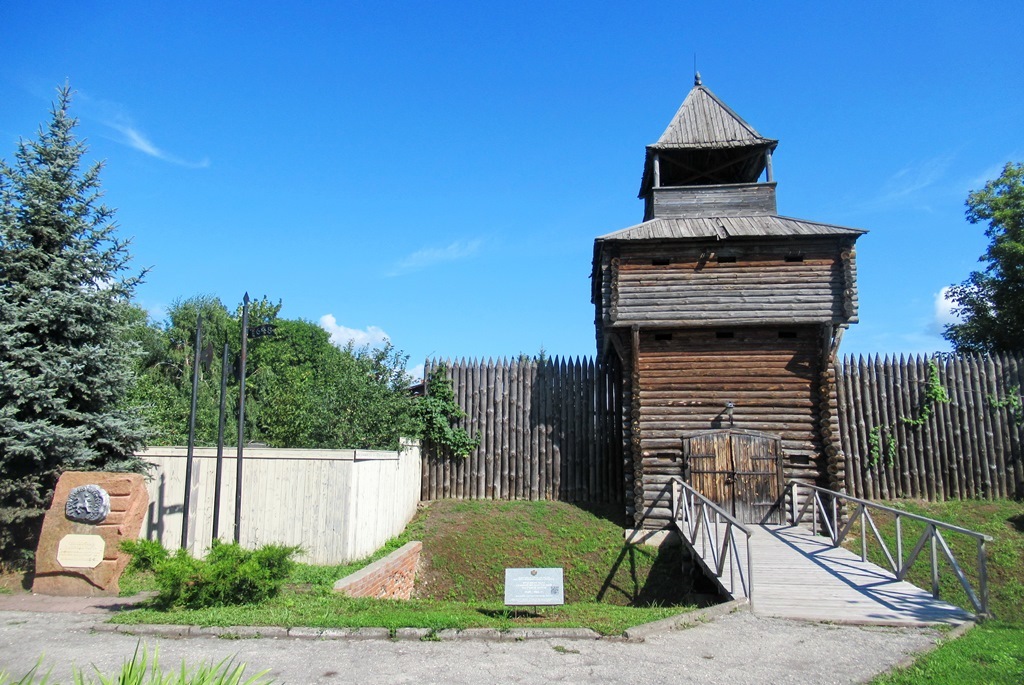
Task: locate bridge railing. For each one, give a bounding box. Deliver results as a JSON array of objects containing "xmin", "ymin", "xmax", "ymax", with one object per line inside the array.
[
  {"xmin": 763, "ymin": 480, "xmax": 993, "ymax": 617},
  {"xmin": 668, "ymin": 477, "xmax": 754, "ymax": 604}
]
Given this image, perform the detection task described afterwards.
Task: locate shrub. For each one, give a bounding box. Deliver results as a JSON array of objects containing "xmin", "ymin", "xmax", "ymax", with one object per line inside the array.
[
  {"xmin": 121, "ymin": 538, "xmax": 170, "ymax": 573},
  {"xmin": 121, "ymin": 540, "xmax": 298, "ymax": 610}
]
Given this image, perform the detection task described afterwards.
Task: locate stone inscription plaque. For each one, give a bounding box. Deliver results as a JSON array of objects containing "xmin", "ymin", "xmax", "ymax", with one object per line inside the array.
[
  {"xmin": 504, "ymin": 568, "xmax": 564, "ymax": 606},
  {"xmin": 32, "ymin": 471, "xmax": 148, "ymax": 597},
  {"xmin": 56, "ymin": 534, "xmax": 106, "ymax": 568}
]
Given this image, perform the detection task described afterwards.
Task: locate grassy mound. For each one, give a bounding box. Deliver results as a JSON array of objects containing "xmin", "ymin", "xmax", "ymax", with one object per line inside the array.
[{"xmin": 409, "ymin": 499, "xmax": 704, "ymax": 606}]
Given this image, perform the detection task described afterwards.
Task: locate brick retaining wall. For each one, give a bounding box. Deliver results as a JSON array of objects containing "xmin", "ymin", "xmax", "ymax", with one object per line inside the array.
[{"xmin": 333, "ymin": 541, "xmax": 422, "ymax": 600}]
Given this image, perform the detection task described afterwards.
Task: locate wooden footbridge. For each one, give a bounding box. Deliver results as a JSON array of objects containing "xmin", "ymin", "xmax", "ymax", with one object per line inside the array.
[{"xmin": 669, "ymin": 479, "xmax": 990, "ymax": 626}]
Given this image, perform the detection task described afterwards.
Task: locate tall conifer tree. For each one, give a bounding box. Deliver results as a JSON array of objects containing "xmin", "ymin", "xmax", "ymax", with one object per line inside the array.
[{"xmin": 0, "ymin": 86, "xmax": 147, "ymax": 560}]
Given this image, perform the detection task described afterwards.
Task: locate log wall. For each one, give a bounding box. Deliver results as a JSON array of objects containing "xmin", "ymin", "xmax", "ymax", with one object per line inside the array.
[
  {"xmin": 606, "ymin": 239, "xmax": 858, "ymax": 327},
  {"xmin": 631, "ymin": 327, "xmax": 825, "ymax": 526},
  {"xmin": 838, "ymin": 353, "xmax": 1024, "ymax": 500}
]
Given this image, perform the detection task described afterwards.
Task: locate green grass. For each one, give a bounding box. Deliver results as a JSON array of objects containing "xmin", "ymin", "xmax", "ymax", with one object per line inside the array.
[
  {"xmin": 872, "ymin": 622, "xmax": 1024, "ymax": 684},
  {"xmin": 856, "ymin": 498, "xmax": 1024, "ymax": 684},
  {"xmin": 112, "ymin": 595, "xmax": 684, "ymax": 636},
  {"xmin": 113, "ymin": 500, "xmax": 700, "ymax": 635}
]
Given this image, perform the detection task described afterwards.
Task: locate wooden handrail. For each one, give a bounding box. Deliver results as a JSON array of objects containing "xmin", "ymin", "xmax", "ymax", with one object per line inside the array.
[
  {"xmin": 668, "ymin": 477, "xmax": 754, "ymax": 605},
  {"xmin": 764, "ymin": 480, "xmax": 993, "ymax": 618}
]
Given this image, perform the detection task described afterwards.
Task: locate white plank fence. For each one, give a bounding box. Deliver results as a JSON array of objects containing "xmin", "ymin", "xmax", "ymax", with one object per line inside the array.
[{"xmin": 138, "ymin": 441, "xmax": 421, "ymax": 564}]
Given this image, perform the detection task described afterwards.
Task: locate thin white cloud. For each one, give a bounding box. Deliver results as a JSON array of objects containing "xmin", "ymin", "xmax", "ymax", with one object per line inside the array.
[
  {"xmin": 872, "ymin": 154, "xmax": 954, "ymax": 208},
  {"xmin": 318, "ymin": 314, "xmax": 390, "ymax": 349},
  {"xmin": 105, "ymin": 120, "xmax": 210, "ymax": 168},
  {"xmin": 387, "ymin": 239, "xmax": 482, "ymax": 277},
  {"xmin": 74, "ymin": 90, "xmax": 209, "ymax": 168}
]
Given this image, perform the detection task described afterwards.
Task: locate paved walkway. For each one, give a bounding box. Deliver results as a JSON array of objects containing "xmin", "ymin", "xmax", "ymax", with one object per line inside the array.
[
  {"xmin": 0, "ymin": 594, "xmax": 950, "ymax": 684},
  {"xmin": 687, "ymin": 523, "xmax": 973, "ymax": 626}
]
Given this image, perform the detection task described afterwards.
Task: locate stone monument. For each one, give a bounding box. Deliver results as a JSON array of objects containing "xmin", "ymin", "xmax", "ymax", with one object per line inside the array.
[{"xmin": 32, "ymin": 471, "xmax": 149, "ymax": 596}]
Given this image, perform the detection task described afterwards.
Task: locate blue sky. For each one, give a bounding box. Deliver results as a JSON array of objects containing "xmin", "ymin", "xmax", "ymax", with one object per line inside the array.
[{"xmin": 2, "ymin": 1, "xmax": 1022, "ymax": 379}]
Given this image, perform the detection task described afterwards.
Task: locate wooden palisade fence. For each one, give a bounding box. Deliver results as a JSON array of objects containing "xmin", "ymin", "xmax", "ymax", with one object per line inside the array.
[
  {"xmin": 421, "ymin": 357, "xmax": 624, "ymax": 503},
  {"xmin": 422, "ymin": 353, "xmax": 1024, "ymax": 504},
  {"xmin": 838, "ymin": 353, "xmax": 1024, "ymax": 501}
]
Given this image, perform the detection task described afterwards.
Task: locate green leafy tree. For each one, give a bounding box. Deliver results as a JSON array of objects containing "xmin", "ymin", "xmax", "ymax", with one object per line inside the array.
[
  {"xmin": 0, "ymin": 87, "xmax": 147, "ymax": 560},
  {"xmin": 245, "ymin": 321, "xmax": 418, "ymax": 449},
  {"xmin": 126, "ymin": 298, "xmax": 419, "ymax": 451},
  {"xmin": 944, "ymin": 162, "xmax": 1024, "ymax": 353},
  {"xmin": 126, "ymin": 296, "xmax": 241, "ymax": 446}
]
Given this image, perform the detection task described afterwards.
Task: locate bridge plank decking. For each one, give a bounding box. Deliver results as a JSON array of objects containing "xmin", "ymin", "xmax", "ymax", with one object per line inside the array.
[{"xmin": 687, "ymin": 523, "xmax": 973, "ymax": 627}]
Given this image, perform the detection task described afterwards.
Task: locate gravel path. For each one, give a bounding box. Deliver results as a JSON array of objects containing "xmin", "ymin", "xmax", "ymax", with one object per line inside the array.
[{"xmin": 0, "ymin": 607, "xmax": 942, "ymax": 684}]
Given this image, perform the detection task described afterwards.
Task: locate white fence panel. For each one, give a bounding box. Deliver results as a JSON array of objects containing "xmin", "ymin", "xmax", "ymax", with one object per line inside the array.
[{"xmin": 138, "ymin": 440, "xmax": 421, "ymax": 564}]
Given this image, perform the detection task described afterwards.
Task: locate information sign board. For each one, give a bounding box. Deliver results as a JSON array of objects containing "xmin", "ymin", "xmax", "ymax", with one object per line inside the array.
[{"xmin": 504, "ymin": 567, "xmax": 564, "ymax": 606}]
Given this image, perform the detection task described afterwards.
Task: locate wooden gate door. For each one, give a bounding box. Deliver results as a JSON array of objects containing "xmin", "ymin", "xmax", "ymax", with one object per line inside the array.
[{"xmin": 682, "ymin": 430, "xmax": 783, "ymax": 524}]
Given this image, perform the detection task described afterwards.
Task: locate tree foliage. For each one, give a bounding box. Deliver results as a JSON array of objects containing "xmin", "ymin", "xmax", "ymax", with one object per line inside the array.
[
  {"xmin": 0, "ymin": 87, "xmax": 147, "ymax": 560},
  {"xmin": 944, "ymin": 162, "xmax": 1024, "ymax": 353},
  {"xmin": 126, "ymin": 295, "xmax": 241, "ymax": 447},
  {"xmin": 127, "ymin": 297, "xmax": 419, "ymax": 451}
]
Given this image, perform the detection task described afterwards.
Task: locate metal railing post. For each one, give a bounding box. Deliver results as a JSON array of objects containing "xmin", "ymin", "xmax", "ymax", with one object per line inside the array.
[
  {"xmin": 860, "ymin": 508, "xmax": 867, "ymax": 562},
  {"xmin": 830, "ymin": 495, "xmax": 837, "ymax": 545},
  {"xmin": 812, "ymin": 492, "xmax": 818, "ymax": 535},
  {"xmin": 746, "ymin": 532, "xmax": 754, "ymax": 608},
  {"xmin": 791, "ymin": 482, "xmax": 798, "ymax": 524},
  {"xmin": 978, "ymin": 539, "xmax": 989, "ymax": 618},
  {"xmin": 896, "ymin": 515, "xmax": 903, "ymax": 571}
]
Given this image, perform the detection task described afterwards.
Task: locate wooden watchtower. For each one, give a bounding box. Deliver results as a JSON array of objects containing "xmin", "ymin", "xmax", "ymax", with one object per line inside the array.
[{"xmin": 592, "ymin": 75, "xmax": 865, "ymax": 529}]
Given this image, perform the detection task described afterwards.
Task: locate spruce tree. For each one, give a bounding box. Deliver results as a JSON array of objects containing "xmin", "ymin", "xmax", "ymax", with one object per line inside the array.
[{"xmin": 0, "ymin": 86, "xmax": 147, "ymax": 561}]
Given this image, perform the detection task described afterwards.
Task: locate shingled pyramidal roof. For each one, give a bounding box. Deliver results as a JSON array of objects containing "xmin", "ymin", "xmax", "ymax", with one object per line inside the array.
[
  {"xmin": 602, "ymin": 73, "xmax": 865, "ymax": 242},
  {"xmin": 652, "ymin": 73, "xmax": 777, "ymax": 150}
]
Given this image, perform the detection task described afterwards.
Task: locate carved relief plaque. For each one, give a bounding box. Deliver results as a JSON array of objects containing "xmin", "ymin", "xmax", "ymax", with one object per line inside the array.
[{"xmin": 65, "ymin": 485, "xmax": 110, "ymax": 523}]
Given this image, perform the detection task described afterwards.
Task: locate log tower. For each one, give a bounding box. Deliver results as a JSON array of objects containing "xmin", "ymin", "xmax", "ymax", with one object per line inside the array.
[{"xmin": 592, "ymin": 75, "xmax": 865, "ymax": 529}]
